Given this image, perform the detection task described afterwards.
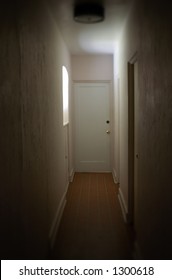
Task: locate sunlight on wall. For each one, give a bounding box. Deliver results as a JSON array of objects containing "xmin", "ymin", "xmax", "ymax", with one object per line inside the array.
[{"xmin": 62, "ymin": 66, "xmax": 69, "ymax": 125}]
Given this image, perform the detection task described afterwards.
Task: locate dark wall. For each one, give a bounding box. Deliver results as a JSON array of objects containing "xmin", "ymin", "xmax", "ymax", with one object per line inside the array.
[
  {"xmin": 0, "ymin": 6, "xmax": 24, "ymax": 258},
  {"xmin": 119, "ymin": 0, "xmax": 172, "ymax": 259},
  {"xmin": 0, "ymin": 1, "xmax": 69, "ymax": 259}
]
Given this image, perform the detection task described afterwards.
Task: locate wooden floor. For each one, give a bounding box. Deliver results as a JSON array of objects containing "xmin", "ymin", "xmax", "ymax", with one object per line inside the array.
[{"xmin": 51, "ymin": 173, "xmax": 134, "ymax": 259}]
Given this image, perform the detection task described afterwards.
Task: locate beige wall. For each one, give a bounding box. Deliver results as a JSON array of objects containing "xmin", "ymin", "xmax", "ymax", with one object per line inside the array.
[
  {"xmin": 116, "ymin": 0, "xmax": 172, "ymax": 258},
  {"xmin": 0, "ymin": 1, "xmax": 71, "ymax": 258},
  {"xmin": 71, "ymin": 54, "xmax": 113, "ymax": 81}
]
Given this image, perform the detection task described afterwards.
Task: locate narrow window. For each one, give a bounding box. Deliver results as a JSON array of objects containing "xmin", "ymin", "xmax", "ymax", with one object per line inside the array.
[{"xmin": 62, "ymin": 66, "xmax": 69, "ymax": 125}]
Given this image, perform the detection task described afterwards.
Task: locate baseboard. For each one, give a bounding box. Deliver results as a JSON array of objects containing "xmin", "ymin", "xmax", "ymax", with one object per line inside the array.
[
  {"xmin": 112, "ymin": 168, "xmax": 119, "ymax": 184},
  {"xmin": 118, "ymin": 188, "xmax": 129, "ymax": 223},
  {"xmin": 65, "ymin": 181, "xmax": 70, "ymax": 193},
  {"xmin": 49, "ymin": 191, "xmax": 67, "ymax": 250},
  {"xmin": 69, "ymin": 168, "xmax": 75, "ymax": 182}
]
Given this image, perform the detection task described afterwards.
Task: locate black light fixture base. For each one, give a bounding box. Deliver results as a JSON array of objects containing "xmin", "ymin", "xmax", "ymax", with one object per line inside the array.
[{"xmin": 74, "ymin": 3, "xmax": 105, "ymax": 23}]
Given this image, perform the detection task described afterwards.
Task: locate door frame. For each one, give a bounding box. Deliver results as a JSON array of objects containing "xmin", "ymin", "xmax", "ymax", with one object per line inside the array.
[
  {"xmin": 128, "ymin": 52, "xmax": 138, "ymax": 225},
  {"xmin": 72, "ymin": 80, "xmax": 113, "ymax": 172}
]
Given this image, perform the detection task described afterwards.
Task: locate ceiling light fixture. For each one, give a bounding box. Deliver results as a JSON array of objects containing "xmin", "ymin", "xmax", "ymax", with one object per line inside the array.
[{"xmin": 74, "ymin": 3, "xmax": 104, "ymax": 23}]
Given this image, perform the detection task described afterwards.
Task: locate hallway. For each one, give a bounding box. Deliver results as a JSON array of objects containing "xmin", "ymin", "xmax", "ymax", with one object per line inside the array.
[
  {"xmin": 51, "ymin": 173, "xmax": 133, "ymax": 260},
  {"xmin": 1, "ymin": 1, "xmax": 172, "ymax": 260}
]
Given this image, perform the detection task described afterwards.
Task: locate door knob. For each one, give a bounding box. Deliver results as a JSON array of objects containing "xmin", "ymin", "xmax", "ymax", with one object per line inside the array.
[{"xmin": 106, "ymin": 130, "xmax": 110, "ymax": 134}]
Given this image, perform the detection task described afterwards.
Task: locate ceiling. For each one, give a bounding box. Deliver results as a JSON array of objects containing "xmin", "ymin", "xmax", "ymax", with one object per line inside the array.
[{"xmin": 49, "ymin": 0, "xmax": 132, "ymax": 54}]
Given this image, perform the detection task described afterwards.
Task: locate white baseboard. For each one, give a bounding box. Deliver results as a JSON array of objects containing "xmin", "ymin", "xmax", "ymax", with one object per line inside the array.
[
  {"xmin": 49, "ymin": 191, "xmax": 67, "ymax": 250},
  {"xmin": 65, "ymin": 181, "xmax": 70, "ymax": 193},
  {"xmin": 118, "ymin": 188, "xmax": 128, "ymax": 223},
  {"xmin": 112, "ymin": 168, "xmax": 119, "ymax": 184},
  {"xmin": 69, "ymin": 168, "xmax": 75, "ymax": 182}
]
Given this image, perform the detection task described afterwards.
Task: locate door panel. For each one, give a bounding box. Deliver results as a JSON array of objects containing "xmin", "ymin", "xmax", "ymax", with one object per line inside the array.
[{"xmin": 74, "ymin": 83, "xmax": 110, "ymax": 172}]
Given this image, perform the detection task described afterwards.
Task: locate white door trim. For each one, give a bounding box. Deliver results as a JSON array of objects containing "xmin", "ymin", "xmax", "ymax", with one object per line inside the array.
[{"xmin": 128, "ymin": 52, "xmax": 138, "ymax": 225}]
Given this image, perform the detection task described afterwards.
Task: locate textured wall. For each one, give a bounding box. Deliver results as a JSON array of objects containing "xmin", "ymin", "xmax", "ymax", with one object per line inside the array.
[
  {"xmin": 117, "ymin": 0, "xmax": 172, "ymax": 258},
  {"xmin": 0, "ymin": 7, "xmax": 24, "ymax": 258},
  {"xmin": 0, "ymin": 1, "xmax": 71, "ymax": 258},
  {"xmin": 137, "ymin": 1, "xmax": 172, "ymax": 259}
]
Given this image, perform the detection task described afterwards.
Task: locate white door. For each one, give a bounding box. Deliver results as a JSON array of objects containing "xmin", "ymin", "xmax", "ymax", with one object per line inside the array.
[{"xmin": 74, "ymin": 83, "xmax": 111, "ymax": 172}]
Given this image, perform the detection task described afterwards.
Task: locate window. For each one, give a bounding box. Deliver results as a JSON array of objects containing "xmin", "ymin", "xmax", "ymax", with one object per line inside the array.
[{"xmin": 62, "ymin": 66, "xmax": 69, "ymax": 125}]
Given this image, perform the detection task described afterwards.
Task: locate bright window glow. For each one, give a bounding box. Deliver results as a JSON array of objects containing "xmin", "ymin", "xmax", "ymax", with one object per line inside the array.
[{"xmin": 62, "ymin": 66, "xmax": 69, "ymax": 125}]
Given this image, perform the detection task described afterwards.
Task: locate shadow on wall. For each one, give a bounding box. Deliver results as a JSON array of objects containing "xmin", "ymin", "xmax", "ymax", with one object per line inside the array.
[{"xmin": 0, "ymin": 1, "xmax": 70, "ymax": 259}]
